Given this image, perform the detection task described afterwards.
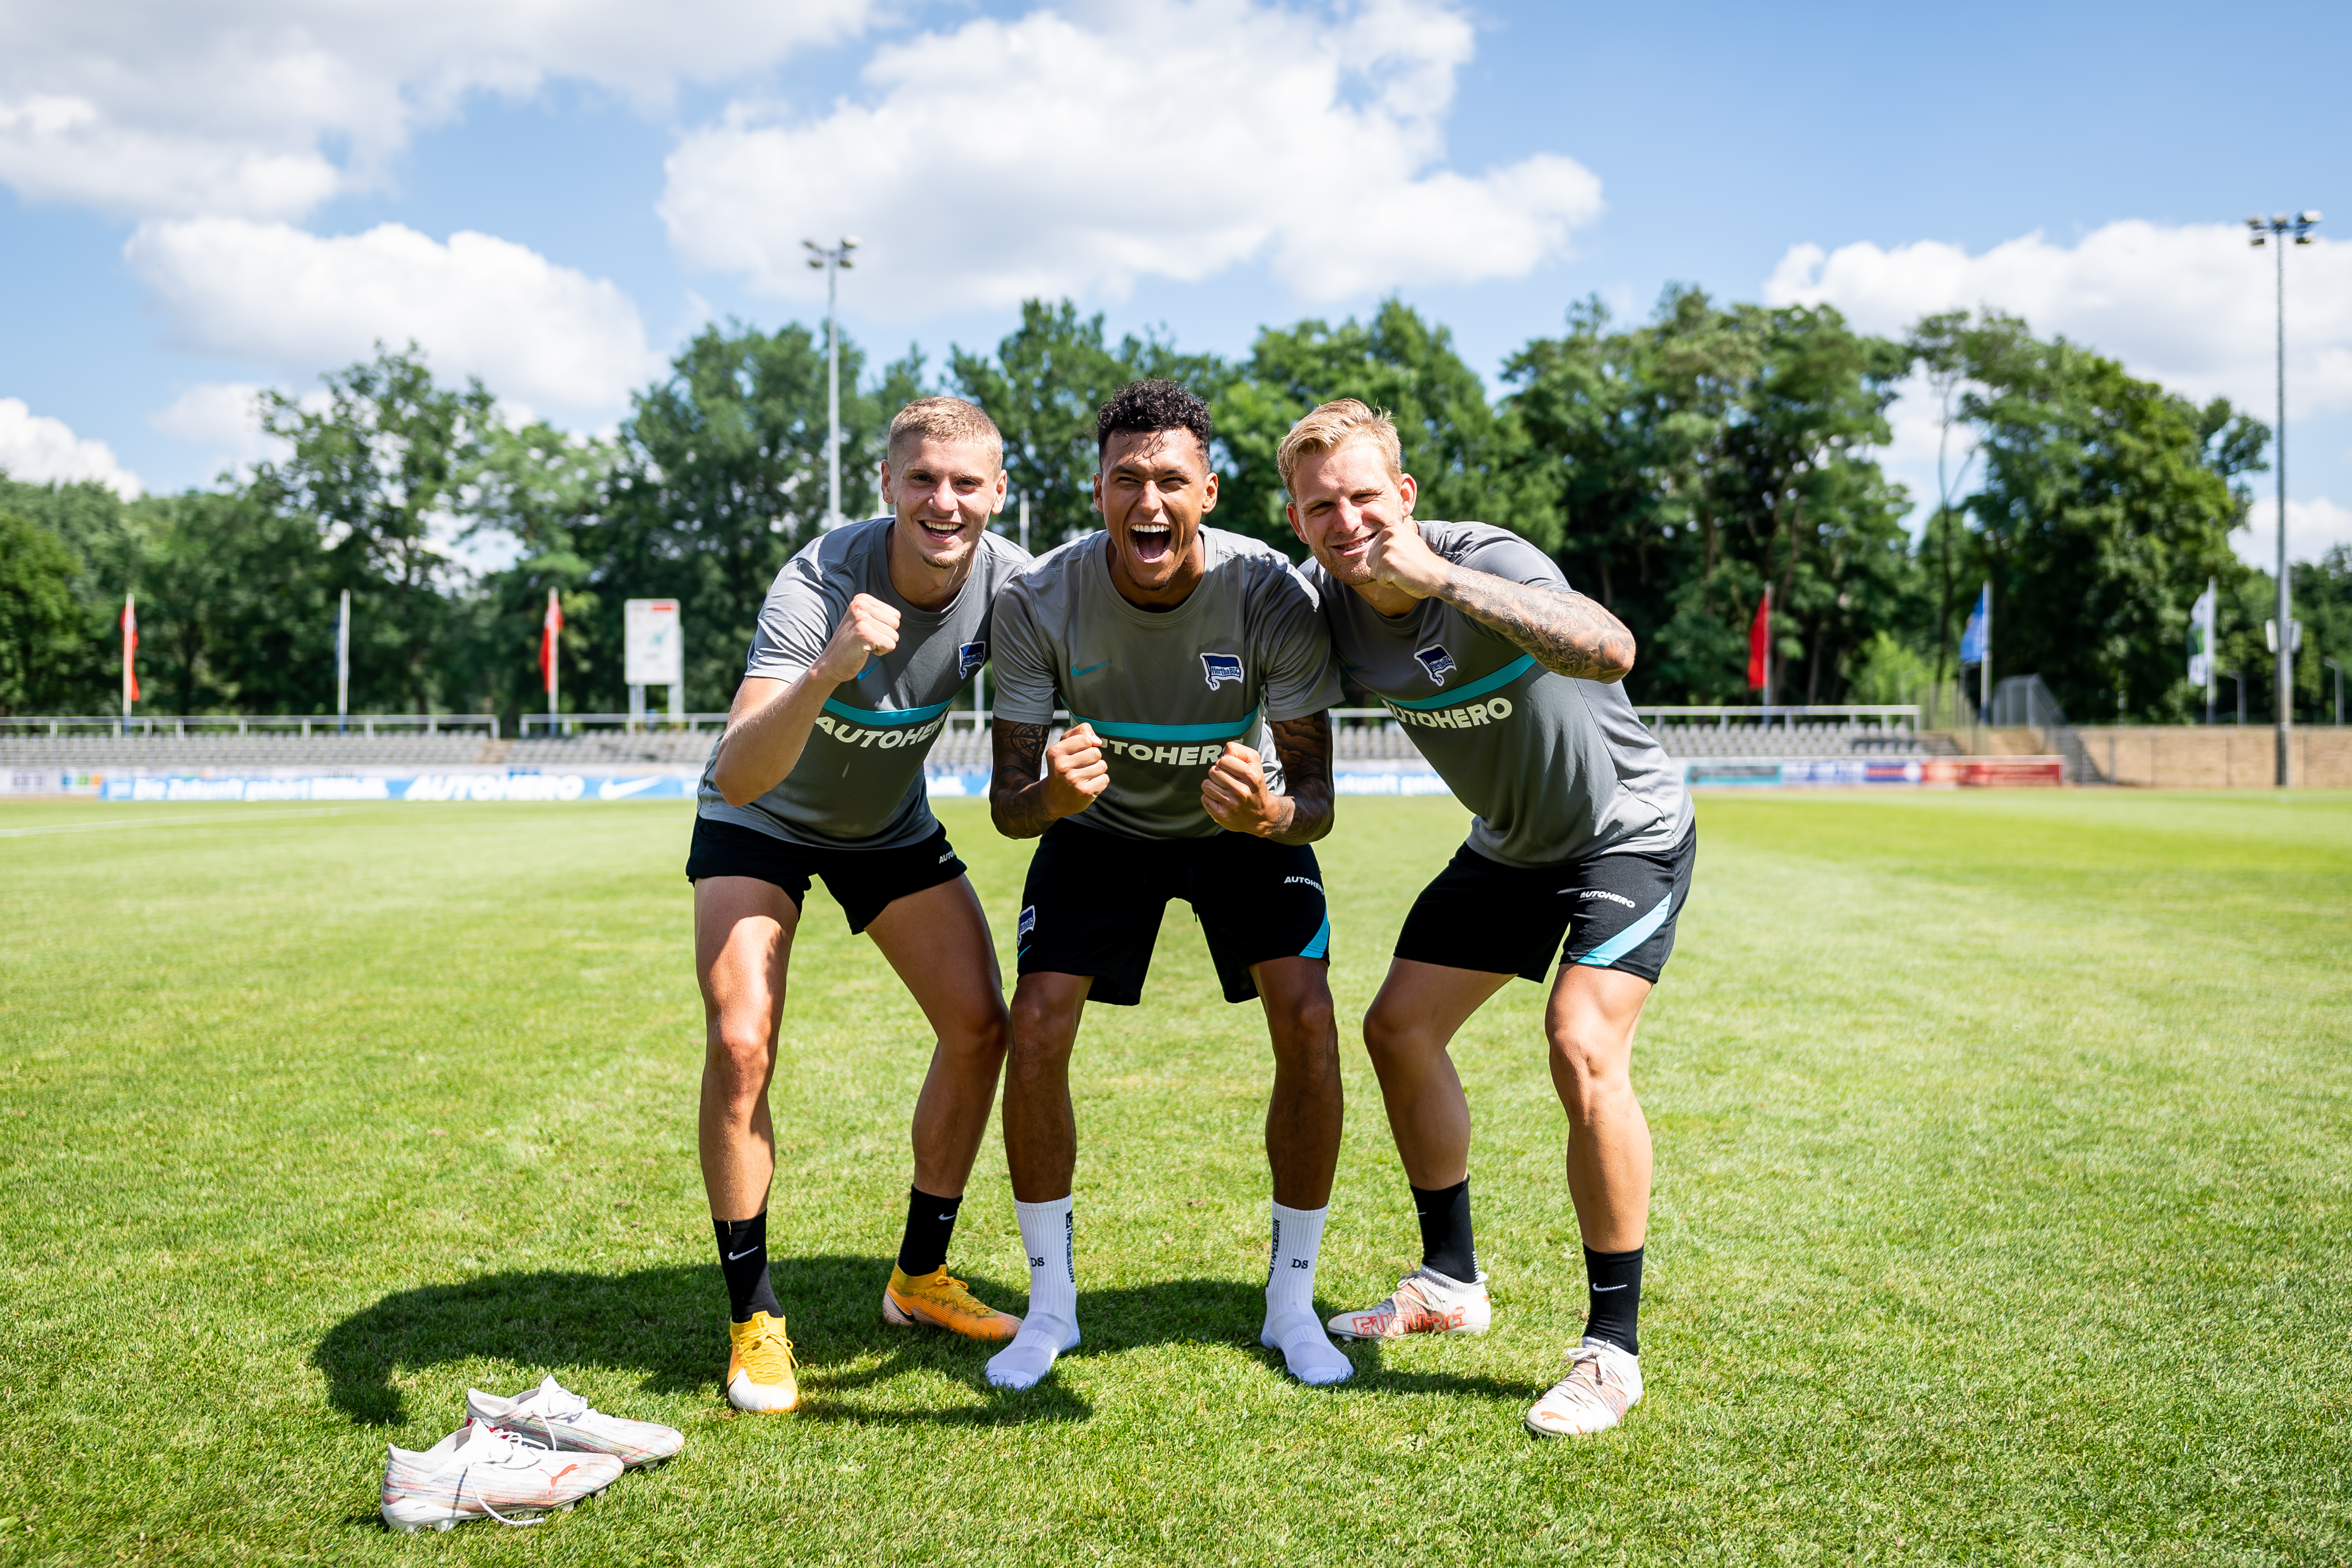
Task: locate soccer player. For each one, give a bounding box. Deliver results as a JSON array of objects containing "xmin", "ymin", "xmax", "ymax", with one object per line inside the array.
[
  {"xmin": 690, "ymin": 397, "xmax": 1033, "ymax": 1414},
  {"xmin": 1280, "ymin": 399, "xmax": 1694, "ymax": 1438},
  {"xmin": 981, "ymin": 380, "xmax": 1354, "ymax": 1392}
]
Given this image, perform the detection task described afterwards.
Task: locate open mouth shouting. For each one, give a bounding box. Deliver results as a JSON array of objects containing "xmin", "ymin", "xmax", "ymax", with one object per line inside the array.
[{"xmin": 1127, "ymin": 519, "xmax": 1176, "ymax": 565}]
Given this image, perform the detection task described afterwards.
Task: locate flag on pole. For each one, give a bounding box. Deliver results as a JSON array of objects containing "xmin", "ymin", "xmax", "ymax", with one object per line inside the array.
[
  {"xmin": 335, "ymin": 588, "xmax": 350, "ymax": 723},
  {"xmin": 120, "ymin": 592, "xmax": 140, "ymax": 709},
  {"xmin": 540, "ymin": 588, "xmax": 563, "ymax": 709},
  {"xmin": 2186, "ymin": 579, "xmax": 2216, "ymax": 686},
  {"xmin": 1746, "ymin": 587, "xmax": 1771, "ymax": 691},
  {"xmin": 1958, "ymin": 583, "xmax": 1990, "ymax": 666}
]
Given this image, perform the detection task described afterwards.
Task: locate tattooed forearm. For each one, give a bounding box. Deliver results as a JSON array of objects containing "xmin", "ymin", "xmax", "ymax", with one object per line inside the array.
[
  {"xmin": 989, "ymin": 720, "xmax": 1060, "ymax": 839},
  {"xmin": 1265, "ymin": 711, "xmax": 1335, "ymax": 845},
  {"xmin": 1431, "ymin": 569, "xmax": 1636, "ymax": 682}
]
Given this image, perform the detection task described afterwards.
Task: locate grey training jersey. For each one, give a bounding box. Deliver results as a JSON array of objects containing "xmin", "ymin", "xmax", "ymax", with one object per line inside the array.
[
  {"xmin": 1303, "ymin": 520, "xmax": 1690, "ymax": 867},
  {"xmin": 698, "ymin": 517, "xmax": 1032, "ymax": 849},
  {"xmin": 991, "ymin": 527, "xmax": 1345, "ymax": 841}
]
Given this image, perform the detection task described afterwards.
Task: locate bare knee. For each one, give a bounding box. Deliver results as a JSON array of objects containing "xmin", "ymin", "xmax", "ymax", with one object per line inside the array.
[
  {"xmin": 1362, "ymin": 1004, "xmax": 1437, "ymax": 1077},
  {"xmin": 939, "ymin": 1006, "xmax": 1011, "ymax": 1071},
  {"xmin": 1548, "ymin": 1026, "xmax": 1630, "ymax": 1121},
  {"xmin": 706, "ymin": 1020, "xmax": 774, "ymax": 1104}
]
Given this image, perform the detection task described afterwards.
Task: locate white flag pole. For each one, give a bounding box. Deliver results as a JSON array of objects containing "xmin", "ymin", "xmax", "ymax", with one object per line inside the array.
[{"xmin": 337, "ymin": 588, "xmax": 350, "ymax": 733}]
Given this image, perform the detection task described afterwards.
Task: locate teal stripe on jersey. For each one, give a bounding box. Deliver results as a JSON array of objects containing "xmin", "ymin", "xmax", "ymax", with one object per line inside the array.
[
  {"xmin": 1299, "ymin": 914, "xmax": 1331, "ymax": 960},
  {"xmin": 1575, "ymin": 892, "xmax": 1674, "ymax": 968},
  {"xmin": 1385, "ymin": 654, "xmax": 1537, "ymax": 710},
  {"xmin": 822, "ymin": 696, "xmax": 953, "ymax": 727},
  {"xmin": 1071, "ymin": 706, "xmax": 1262, "ymax": 743}
]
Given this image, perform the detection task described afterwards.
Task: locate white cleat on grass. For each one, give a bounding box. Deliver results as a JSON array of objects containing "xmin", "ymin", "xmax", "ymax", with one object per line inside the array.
[
  {"xmin": 984, "ymin": 1316, "xmax": 1080, "ymax": 1390},
  {"xmin": 1326, "ymin": 1265, "xmax": 1491, "ymax": 1341},
  {"xmin": 379, "ymin": 1418, "xmax": 623, "ymax": 1532},
  {"xmin": 1525, "ymin": 1338, "xmax": 1642, "ymax": 1438},
  {"xmin": 466, "ymin": 1375, "xmax": 684, "ymax": 1468}
]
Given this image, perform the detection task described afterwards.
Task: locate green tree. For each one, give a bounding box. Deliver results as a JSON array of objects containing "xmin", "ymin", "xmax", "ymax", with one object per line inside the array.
[
  {"xmin": 1957, "ymin": 333, "xmax": 2259, "ymax": 720},
  {"xmin": 255, "ymin": 345, "xmax": 496, "ymax": 713},
  {"xmin": 453, "ymin": 422, "xmax": 616, "ymax": 725},
  {"xmin": 129, "ymin": 489, "xmax": 333, "ymax": 714},
  {"xmin": 589, "ymin": 322, "xmax": 922, "ymax": 711},
  {"xmin": 0, "ymin": 509, "xmax": 83, "ymax": 713},
  {"xmin": 1220, "ymin": 298, "xmax": 1552, "ymax": 557},
  {"xmin": 950, "ymin": 300, "xmax": 1226, "ymax": 551},
  {"xmin": 0, "ymin": 475, "xmax": 150, "ymax": 711}
]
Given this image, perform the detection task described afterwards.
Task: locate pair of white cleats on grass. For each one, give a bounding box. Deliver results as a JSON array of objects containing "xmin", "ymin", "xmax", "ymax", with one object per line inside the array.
[
  {"xmin": 378, "ymin": 1376, "xmax": 686, "ymax": 1533},
  {"xmin": 1322, "ymin": 1263, "xmax": 1643, "ymax": 1436}
]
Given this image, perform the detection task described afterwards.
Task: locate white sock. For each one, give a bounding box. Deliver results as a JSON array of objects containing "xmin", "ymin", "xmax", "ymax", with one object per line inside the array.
[
  {"xmin": 987, "ymin": 1196, "xmax": 1080, "ymax": 1390},
  {"xmin": 1259, "ymin": 1201, "xmax": 1352, "ymax": 1386}
]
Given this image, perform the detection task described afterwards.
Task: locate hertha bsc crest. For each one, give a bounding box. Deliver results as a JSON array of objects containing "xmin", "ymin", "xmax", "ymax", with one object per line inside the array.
[
  {"xmin": 1414, "ymin": 644, "xmax": 1457, "ymax": 684},
  {"xmin": 958, "ymin": 641, "xmax": 987, "ymax": 678},
  {"xmin": 1201, "ymin": 652, "xmax": 1244, "ymax": 690}
]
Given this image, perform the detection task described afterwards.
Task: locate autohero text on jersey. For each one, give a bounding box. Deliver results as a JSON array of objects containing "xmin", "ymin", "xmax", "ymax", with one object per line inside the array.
[
  {"xmin": 1381, "ymin": 695, "xmax": 1516, "ymax": 730},
  {"xmin": 814, "ymin": 712, "xmax": 951, "ymax": 749},
  {"xmin": 1095, "ymin": 736, "xmax": 1253, "ymax": 767}
]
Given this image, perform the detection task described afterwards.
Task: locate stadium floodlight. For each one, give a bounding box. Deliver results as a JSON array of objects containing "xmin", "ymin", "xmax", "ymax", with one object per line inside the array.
[
  {"xmin": 804, "ymin": 236, "xmax": 861, "ymax": 530},
  {"xmin": 2246, "ymin": 207, "xmax": 2320, "ymax": 783}
]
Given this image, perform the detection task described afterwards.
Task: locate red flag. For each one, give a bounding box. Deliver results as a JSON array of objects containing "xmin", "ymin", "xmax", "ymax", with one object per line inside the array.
[
  {"xmin": 539, "ymin": 588, "xmax": 562, "ymax": 694},
  {"xmin": 121, "ymin": 593, "xmax": 140, "ymax": 705},
  {"xmin": 1746, "ymin": 587, "xmax": 1770, "ymax": 691}
]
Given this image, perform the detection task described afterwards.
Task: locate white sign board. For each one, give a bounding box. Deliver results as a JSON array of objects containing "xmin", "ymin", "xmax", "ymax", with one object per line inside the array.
[{"xmin": 624, "ymin": 599, "xmax": 683, "ymax": 685}]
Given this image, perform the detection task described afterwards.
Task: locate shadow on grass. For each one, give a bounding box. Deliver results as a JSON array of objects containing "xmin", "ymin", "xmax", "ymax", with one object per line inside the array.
[{"xmin": 312, "ymin": 1252, "xmax": 1541, "ymax": 1432}]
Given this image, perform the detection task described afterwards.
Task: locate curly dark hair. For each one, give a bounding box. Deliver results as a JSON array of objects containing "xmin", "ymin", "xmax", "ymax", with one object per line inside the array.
[{"xmin": 1095, "ymin": 378, "xmax": 1214, "ymax": 460}]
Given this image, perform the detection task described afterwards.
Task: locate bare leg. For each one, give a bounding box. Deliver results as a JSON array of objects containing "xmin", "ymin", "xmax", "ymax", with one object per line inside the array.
[
  {"xmin": 1545, "ymin": 965, "xmax": 1654, "ymax": 1252},
  {"xmin": 1001, "ymin": 970, "xmax": 1093, "ymax": 1203},
  {"xmin": 864, "ymin": 876, "xmax": 1011, "ymax": 1201},
  {"xmin": 696, "ymin": 877, "xmax": 798, "ymax": 1222},
  {"xmin": 1251, "ymin": 956, "xmax": 1345, "ymax": 1209},
  {"xmin": 1359, "ymin": 958, "xmax": 1515, "ymax": 1190}
]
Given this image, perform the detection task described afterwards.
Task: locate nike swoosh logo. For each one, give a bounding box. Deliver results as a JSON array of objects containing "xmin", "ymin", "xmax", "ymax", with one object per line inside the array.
[
  {"xmin": 1590, "ymin": 1283, "xmax": 1627, "ymax": 1291},
  {"xmin": 1069, "ymin": 661, "xmax": 1108, "ymax": 678},
  {"xmin": 937, "ymin": 1213, "xmax": 955, "ymax": 1221},
  {"xmin": 726, "ymin": 1248, "xmax": 760, "ymax": 1262},
  {"xmin": 598, "ymin": 776, "xmax": 663, "ymax": 800}
]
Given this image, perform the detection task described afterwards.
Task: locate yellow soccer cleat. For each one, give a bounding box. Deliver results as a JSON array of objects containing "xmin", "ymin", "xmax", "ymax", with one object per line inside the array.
[
  {"xmin": 882, "ymin": 1265, "xmax": 1023, "ymax": 1342},
  {"xmin": 725, "ymin": 1311, "xmax": 798, "ymax": 1413}
]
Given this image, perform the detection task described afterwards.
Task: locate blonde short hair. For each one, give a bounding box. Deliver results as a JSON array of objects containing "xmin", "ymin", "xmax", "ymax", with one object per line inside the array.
[
  {"xmin": 1275, "ymin": 398, "xmax": 1403, "ymax": 496},
  {"xmin": 887, "ymin": 396, "xmax": 1004, "ymax": 471}
]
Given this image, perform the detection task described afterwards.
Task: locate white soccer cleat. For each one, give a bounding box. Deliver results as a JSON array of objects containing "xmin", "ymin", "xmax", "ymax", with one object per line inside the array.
[
  {"xmin": 1525, "ymin": 1338, "xmax": 1643, "ymax": 1438},
  {"xmin": 466, "ymin": 1375, "xmax": 685, "ymax": 1468},
  {"xmin": 379, "ymin": 1418, "xmax": 624, "ymax": 1532},
  {"xmin": 1326, "ymin": 1265, "xmax": 1491, "ymax": 1341}
]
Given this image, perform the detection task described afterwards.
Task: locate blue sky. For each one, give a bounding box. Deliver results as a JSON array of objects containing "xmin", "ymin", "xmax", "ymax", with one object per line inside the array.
[{"xmin": 4, "ymin": 0, "xmax": 2348, "ymax": 563}]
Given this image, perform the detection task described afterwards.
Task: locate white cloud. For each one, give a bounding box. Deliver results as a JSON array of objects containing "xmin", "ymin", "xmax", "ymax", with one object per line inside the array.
[
  {"xmin": 2240, "ymin": 495, "xmax": 2352, "ymax": 571},
  {"xmin": 1765, "ymin": 221, "xmax": 2352, "ymax": 417},
  {"xmin": 149, "ymin": 382, "xmax": 291, "ymax": 480},
  {"xmin": 0, "ymin": 398, "xmax": 141, "ymax": 497},
  {"xmin": 660, "ymin": 0, "xmax": 1604, "ymax": 315},
  {"xmin": 123, "ymin": 219, "xmax": 663, "ymax": 415},
  {"xmin": 0, "ymin": 0, "xmax": 876, "ymax": 218}
]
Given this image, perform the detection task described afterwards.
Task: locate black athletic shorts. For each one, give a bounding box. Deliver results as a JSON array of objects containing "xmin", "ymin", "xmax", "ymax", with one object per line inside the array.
[
  {"xmin": 1015, "ymin": 819, "xmax": 1331, "ymax": 1006},
  {"xmin": 685, "ymin": 814, "xmax": 968, "ymax": 935},
  {"xmin": 1395, "ymin": 826, "xmax": 1696, "ymax": 986}
]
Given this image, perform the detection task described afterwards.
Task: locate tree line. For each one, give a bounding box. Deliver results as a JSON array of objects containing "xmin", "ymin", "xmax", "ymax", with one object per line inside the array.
[{"xmin": 3, "ymin": 291, "xmax": 2348, "ymax": 725}]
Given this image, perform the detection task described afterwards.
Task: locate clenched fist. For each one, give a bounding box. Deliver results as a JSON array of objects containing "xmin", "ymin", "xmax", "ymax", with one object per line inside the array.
[
  {"xmin": 813, "ymin": 593, "xmax": 902, "ymax": 683},
  {"xmin": 1042, "ymin": 722, "xmax": 1109, "ymax": 819},
  {"xmin": 1201, "ymin": 740, "xmax": 1290, "ymax": 837}
]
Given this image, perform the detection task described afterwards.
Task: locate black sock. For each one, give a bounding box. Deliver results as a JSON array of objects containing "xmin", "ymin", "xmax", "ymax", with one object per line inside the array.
[
  {"xmin": 896, "ymin": 1188, "xmax": 963, "ymax": 1278},
  {"xmin": 1582, "ymin": 1245, "xmax": 1642, "ymax": 1355},
  {"xmin": 714, "ymin": 1212, "xmax": 781, "ymax": 1324},
  {"xmin": 1410, "ymin": 1179, "xmax": 1478, "ymax": 1282}
]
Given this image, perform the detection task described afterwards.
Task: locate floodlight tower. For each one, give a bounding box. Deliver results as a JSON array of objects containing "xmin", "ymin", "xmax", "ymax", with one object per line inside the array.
[
  {"xmin": 2247, "ymin": 209, "xmax": 2320, "ymax": 785},
  {"xmin": 804, "ymin": 236, "xmax": 861, "ymax": 529}
]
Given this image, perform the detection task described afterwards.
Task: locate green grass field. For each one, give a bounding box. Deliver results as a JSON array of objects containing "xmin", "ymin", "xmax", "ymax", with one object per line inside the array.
[{"xmin": 2, "ymin": 790, "xmax": 2349, "ymax": 1565}]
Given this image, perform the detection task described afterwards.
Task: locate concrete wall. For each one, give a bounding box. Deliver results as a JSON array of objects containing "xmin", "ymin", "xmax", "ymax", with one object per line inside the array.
[{"xmin": 2071, "ymin": 726, "xmax": 2352, "ymax": 788}]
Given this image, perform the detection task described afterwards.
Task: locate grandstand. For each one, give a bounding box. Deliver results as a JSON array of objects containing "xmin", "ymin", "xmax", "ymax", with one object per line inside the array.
[{"xmin": 1, "ymin": 706, "xmax": 1929, "ymax": 776}]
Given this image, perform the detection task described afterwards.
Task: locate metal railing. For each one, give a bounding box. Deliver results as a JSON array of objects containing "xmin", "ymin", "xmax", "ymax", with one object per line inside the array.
[
  {"xmin": 0, "ymin": 714, "xmax": 500, "ymax": 738},
  {"xmin": 518, "ymin": 712, "xmax": 733, "ymax": 736}
]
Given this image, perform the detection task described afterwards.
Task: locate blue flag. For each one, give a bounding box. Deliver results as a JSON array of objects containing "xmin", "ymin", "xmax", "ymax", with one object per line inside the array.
[{"xmin": 1958, "ymin": 583, "xmax": 1989, "ymax": 666}]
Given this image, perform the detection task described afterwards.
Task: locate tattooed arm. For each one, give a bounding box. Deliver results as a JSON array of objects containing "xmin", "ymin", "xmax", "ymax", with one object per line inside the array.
[
  {"xmin": 990, "ymin": 719, "xmax": 1108, "ymax": 839},
  {"xmin": 1202, "ymin": 711, "xmax": 1334, "ymax": 845},
  {"xmin": 1364, "ymin": 521, "xmax": 1636, "ymax": 683}
]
